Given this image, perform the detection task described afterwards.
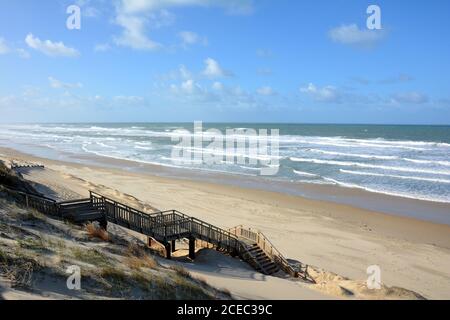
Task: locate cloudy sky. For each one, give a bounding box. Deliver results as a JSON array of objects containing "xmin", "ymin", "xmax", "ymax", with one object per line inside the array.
[{"xmin": 1, "ymin": 0, "xmax": 450, "ymax": 124}]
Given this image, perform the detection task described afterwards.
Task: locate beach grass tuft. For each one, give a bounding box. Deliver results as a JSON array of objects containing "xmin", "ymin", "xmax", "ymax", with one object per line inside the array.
[
  {"xmin": 125, "ymin": 255, "xmax": 158, "ymax": 270},
  {"xmin": 71, "ymin": 247, "xmax": 110, "ymax": 267},
  {"xmin": 170, "ymin": 264, "xmax": 191, "ymax": 278},
  {"xmin": 85, "ymin": 222, "xmax": 110, "ymax": 242}
]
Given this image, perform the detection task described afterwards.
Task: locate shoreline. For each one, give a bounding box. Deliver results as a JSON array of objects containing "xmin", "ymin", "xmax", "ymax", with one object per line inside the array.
[
  {"xmin": 1, "ymin": 145, "xmax": 450, "ymax": 299},
  {"xmin": 1, "ymin": 145, "xmax": 450, "ymax": 232},
  {"xmin": 1, "ymin": 142, "xmax": 449, "ymax": 225}
]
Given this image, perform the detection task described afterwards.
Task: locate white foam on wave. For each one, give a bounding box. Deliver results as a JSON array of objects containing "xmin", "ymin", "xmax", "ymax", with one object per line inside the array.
[
  {"xmin": 293, "ymin": 170, "xmax": 318, "ymax": 177},
  {"xmin": 240, "ymin": 166, "xmax": 261, "ymax": 171},
  {"xmin": 3, "ymin": 124, "xmax": 450, "ymax": 204},
  {"xmin": 308, "ymin": 149, "xmax": 398, "ymax": 160},
  {"xmin": 4, "ymin": 124, "xmax": 450, "ymax": 153},
  {"xmin": 135, "ymin": 145, "xmax": 152, "ymax": 151},
  {"xmin": 96, "ymin": 142, "xmax": 116, "ymax": 149},
  {"xmin": 289, "ymin": 157, "xmax": 450, "ymax": 175},
  {"xmin": 135, "ymin": 141, "xmax": 152, "ymax": 146},
  {"xmin": 340, "ymin": 169, "xmax": 450, "ymax": 184},
  {"xmin": 81, "ymin": 143, "xmax": 259, "ymax": 177},
  {"xmin": 331, "ymin": 137, "xmax": 450, "ymax": 148},
  {"xmin": 297, "ymin": 135, "xmax": 450, "ymax": 147},
  {"xmin": 282, "ymin": 137, "xmax": 427, "ymax": 151},
  {"xmin": 173, "ymin": 146, "xmax": 282, "ymax": 162},
  {"xmin": 160, "ymin": 156, "xmax": 204, "ymax": 165},
  {"xmin": 322, "ymin": 177, "xmax": 450, "ymax": 203},
  {"xmin": 403, "ymin": 158, "xmax": 450, "ymax": 167}
]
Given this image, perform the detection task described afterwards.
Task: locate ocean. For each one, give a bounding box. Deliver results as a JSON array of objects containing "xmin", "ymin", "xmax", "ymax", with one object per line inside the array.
[{"xmin": 0, "ymin": 123, "xmax": 449, "ymax": 205}]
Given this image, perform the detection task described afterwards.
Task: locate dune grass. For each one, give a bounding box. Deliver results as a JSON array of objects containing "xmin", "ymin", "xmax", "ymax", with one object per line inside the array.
[
  {"xmin": 71, "ymin": 247, "xmax": 110, "ymax": 267},
  {"xmin": 85, "ymin": 223, "xmax": 110, "ymax": 242}
]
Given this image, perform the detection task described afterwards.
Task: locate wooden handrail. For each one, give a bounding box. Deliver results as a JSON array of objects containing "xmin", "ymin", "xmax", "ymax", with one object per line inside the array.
[
  {"xmin": 91, "ymin": 192, "xmax": 239, "ymax": 242},
  {"xmin": 229, "ymin": 225, "xmax": 307, "ymax": 278},
  {"xmin": 89, "ymin": 192, "xmax": 268, "ymax": 272},
  {"xmin": 0, "ymin": 185, "xmax": 60, "ymax": 216},
  {"xmin": 1, "ymin": 186, "xmax": 296, "ymax": 278},
  {"xmin": 58, "ymin": 198, "xmax": 91, "ymax": 205},
  {"xmin": 0, "ymin": 184, "xmax": 56, "ymax": 203}
]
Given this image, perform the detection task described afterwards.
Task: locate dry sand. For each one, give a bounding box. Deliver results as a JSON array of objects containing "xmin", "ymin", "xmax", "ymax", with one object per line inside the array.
[{"xmin": 1, "ymin": 146, "xmax": 449, "ymax": 300}]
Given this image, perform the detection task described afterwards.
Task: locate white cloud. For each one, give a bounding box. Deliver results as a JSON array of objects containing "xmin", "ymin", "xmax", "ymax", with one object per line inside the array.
[
  {"xmin": 0, "ymin": 91, "xmax": 148, "ymax": 120},
  {"xmin": 49, "ymin": 77, "xmax": 83, "ymax": 89},
  {"xmin": 113, "ymin": 0, "xmax": 252, "ymax": 51},
  {"xmin": 112, "ymin": 8, "xmax": 174, "ymax": 50},
  {"xmin": 300, "ymin": 82, "xmax": 430, "ymax": 106},
  {"xmin": 202, "ymin": 58, "xmax": 230, "ymax": 78},
  {"xmin": 113, "ymin": 14, "xmax": 161, "ymax": 50},
  {"xmin": 300, "ymin": 83, "xmax": 341, "ymax": 103},
  {"xmin": 157, "ymin": 64, "xmax": 193, "ymax": 82},
  {"xmin": 120, "ymin": 0, "xmax": 253, "ymax": 15},
  {"xmin": 329, "ymin": 24, "xmax": 385, "ymax": 48},
  {"xmin": 257, "ymin": 86, "xmax": 276, "ymax": 96},
  {"xmin": 180, "ymin": 79, "xmax": 196, "ymax": 94},
  {"xmin": 25, "ymin": 34, "xmax": 79, "ymax": 57},
  {"xmin": 178, "ymin": 31, "xmax": 207, "ymax": 47},
  {"xmin": 391, "ymin": 92, "xmax": 428, "ymax": 104},
  {"xmin": 0, "ymin": 37, "xmax": 31, "ymax": 59},
  {"xmin": 178, "ymin": 65, "xmax": 192, "ymax": 80},
  {"xmin": 167, "ymin": 78, "xmax": 267, "ymax": 110},
  {"xmin": 0, "ymin": 38, "xmax": 10, "ymax": 54},
  {"xmin": 171, "ymin": 79, "xmax": 204, "ymax": 96},
  {"xmin": 212, "ymin": 81, "xmax": 224, "ymax": 91}
]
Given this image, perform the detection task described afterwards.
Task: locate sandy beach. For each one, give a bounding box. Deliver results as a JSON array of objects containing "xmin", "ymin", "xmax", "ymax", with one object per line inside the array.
[{"xmin": 1, "ymin": 146, "xmax": 449, "ymax": 300}]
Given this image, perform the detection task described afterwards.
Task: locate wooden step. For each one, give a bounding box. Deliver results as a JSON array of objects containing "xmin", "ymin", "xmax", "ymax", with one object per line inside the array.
[
  {"xmin": 256, "ymin": 259, "xmax": 272, "ymax": 266},
  {"xmin": 260, "ymin": 260, "xmax": 276, "ymax": 268},
  {"xmin": 254, "ymin": 252, "xmax": 267, "ymax": 259},
  {"xmin": 248, "ymin": 247, "xmax": 263, "ymax": 253},
  {"xmin": 265, "ymin": 265, "xmax": 279, "ymax": 273}
]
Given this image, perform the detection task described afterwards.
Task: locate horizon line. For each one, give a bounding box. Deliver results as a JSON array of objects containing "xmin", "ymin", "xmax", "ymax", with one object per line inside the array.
[{"xmin": 0, "ymin": 121, "xmax": 450, "ymax": 126}]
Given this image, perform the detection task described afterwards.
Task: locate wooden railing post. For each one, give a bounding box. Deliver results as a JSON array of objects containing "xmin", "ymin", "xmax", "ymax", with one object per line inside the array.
[
  {"xmin": 189, "ymin": 236, "xmax": 196, "ymax": 259},
  {"xmin": 165, "ymin": 242, "xmax": 171, "ymax": 259}
]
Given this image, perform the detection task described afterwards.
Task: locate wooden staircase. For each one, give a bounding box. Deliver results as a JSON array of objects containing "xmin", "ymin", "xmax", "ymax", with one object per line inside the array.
[
  {"xmin": 59, "ymin": 198, "xmax": 105, "ymax": 225},
  {"xmin": 247, "ymin": 243, "xmax": 280, "ymax": 275},
  {"xmin": 0, "ymin": 185, "xmax": 313, "ymax": 281},
  {"xmin": 229, "ymin": 225, "xmax": 313, "ymax": 281}
]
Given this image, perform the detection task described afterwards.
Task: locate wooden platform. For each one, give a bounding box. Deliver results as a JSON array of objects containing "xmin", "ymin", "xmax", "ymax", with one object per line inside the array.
[{"xmin": 0, "ymin": 185, "xmax": 313, "ymax": 281}]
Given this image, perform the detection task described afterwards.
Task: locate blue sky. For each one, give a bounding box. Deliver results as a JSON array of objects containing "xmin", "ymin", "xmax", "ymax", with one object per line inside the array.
[{"xmin": 0, "ymin": 0, "xmax": 450, "ymax": 124}]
